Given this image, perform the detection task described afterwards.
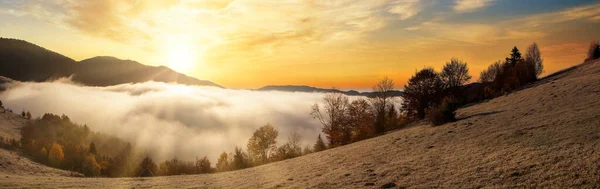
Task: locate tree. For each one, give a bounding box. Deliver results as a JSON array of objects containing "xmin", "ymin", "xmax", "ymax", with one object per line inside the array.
[
  {"xmin": 302, "ymin": 145, "xmax": 313, "ymax": 155},
  {"xmin": 371, "ymin": 77, "xmax": 395, "ymax": 135},
  {"xmin": 525, "ymin": 42, "xmax": 543, "ymax": 78},
  {"xmin": 21, "ymin": 111, "xmax": 26, "ymax": 117},
  {"xmin": 246, "ymin": 124, "xmax": 278, "ymax": 165},
  {"xmin": 216, "ymin": 152, "xmax": 230, "ymax": 172},
  {"xmin": 286, "ymin": 130, "xmax": 302, "ymax": 158},
  {"xmin": 347, "ymin": 98, "xmax": 375, "ymax": 141},
  {"xmin": 48, "ymin": 142, "xmax": 64, "ymax": 168},
  {"xmin": 313, "ymin": 134, "xmax": 327, "ymax": 152},
  {"xmin": 82, "ymin": 155, "xmax": 102, "ymax": 177},
  {"xmin": 479, "ymin": 60, "xmax": 503, "ymax": 83},
  {"xmin": 310, "ymin": 92, "xmax": 350, "ymax": 146},
  {"xmin": 586, "ymin": 40, "xmax": 600, "ymax": 61},
  {"xmin": 506, "ymin": 46, "xmax": 522, "ymax": 66},
  {"xmin": 89, "ymin": 142, "xmax": 97, "ymax": 154},
  {"xmin": 231, "ymin": 146, "xmax": 249, "ymax": 170},
  {"xmin": 440, "ymin": 58, "xmax": 471, "ymax": 88},
  {"xmin": 195, "ymin": 156, "xmax": 211, "ymax": 174},
  {"xmin": 0, "ymin": 100, "xmax": 3, "ymax": 107},
  {"xmin": 26, "ymin": 111, "xmax": 31, "ymax": 119},
  {"xmin": 402, "ymin": 68, "xmax": 444, "ymax": 119},
  {"xmin": 136, "ymin": 156, "xmax": 157, "ymax": 177}
]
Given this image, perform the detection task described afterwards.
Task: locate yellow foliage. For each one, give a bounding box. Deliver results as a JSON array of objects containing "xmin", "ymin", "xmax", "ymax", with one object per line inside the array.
[{"xmin": 48, "ymin": 142, "xmax": 64, "ymax": 167}]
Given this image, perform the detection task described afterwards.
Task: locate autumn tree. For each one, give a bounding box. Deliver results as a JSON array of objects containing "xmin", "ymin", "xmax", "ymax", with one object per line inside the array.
[
  {"xmin": 440, "ymin": 58, "xmax": 471, "ymax": 88},
  {"xmin": 216, "ymin": 152, "xmax": 230, "ymax": 172},
  {"xmin": 82, "ymin": 155, "xmax": 102, "ymax": 177},
  {"xmin": 311, "ymin": 92, "xmax": 350, "ymax": 146},
  {"xmin": 313, "ymin": 134, "xmax": 327, "ymax": 152},
  {"xmin": 136, "ymin": 156, "xmax": 157, "ymax": 177},
  {"xmin": 479, "ymin": 60, "xmax": 503, "ymax": 83},
  {"xmin": 26, "ymin": 111, "xmax": 31, "ymax": 119},
  {"xmin": 525, "ymin": 42, "xmax": 544, "ymax": 78},
  {"xmin": 402, "ymin": 68, "xmax": 444, "ymax": 119},
  {"xmin": 371, "ymin": 77, "xmax": 395, "ymax": 135},
  {"xmin": 195, "ymin": 156, "xmax": 211, "ymax": 174},
  {"xmin": 347, "ymin": 98, "xmax": 375, "ymax": 141},
  {"xmin": 246, "ymin": 124, "xmax": 278, "ymax": 165},
  {"xmin": 48, "ymin": 142, "xmax": 64, "ymax": 168}
]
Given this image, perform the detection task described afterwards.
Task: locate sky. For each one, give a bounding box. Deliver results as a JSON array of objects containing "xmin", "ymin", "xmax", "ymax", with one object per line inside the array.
[{"xmin": 1, "ymin": 0, "xmax": 599, "ymax": 89}]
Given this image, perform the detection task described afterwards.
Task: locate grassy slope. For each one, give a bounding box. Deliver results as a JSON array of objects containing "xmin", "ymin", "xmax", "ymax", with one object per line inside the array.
[{"xmin": 0, "ymin": 60, "xmax": 599, "ymax": 188}]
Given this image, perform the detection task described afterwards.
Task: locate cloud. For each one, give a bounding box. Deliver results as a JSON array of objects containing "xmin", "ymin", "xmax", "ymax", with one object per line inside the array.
[
  {"xmin": 452, "ymin": 0, "xmax": 495, "ymax": 13},
  {"xmin": 387, "ymin": 0, "xmax": 422, "ymax": 20},
  {"xmin": 0, "ymin": 80, "xmax": 400, "ymax": 162}
]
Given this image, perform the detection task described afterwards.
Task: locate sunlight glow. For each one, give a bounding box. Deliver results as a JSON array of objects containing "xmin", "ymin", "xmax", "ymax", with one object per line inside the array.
[{"xmin": 163, "ymin": 39, "xmax": 199, "ymax": 74}]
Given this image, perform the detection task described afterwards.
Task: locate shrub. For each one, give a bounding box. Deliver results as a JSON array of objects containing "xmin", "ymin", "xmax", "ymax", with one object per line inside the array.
[
  {"xmin": 586, "ymin": 41, "xmax": 600, "ymax": 61},
  {"xmin": 427, "ymin": 97, "xmax": 459, "ymax": 126}
]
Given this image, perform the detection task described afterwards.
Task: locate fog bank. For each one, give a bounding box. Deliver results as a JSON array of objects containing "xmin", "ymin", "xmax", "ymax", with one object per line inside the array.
[{"xmin": 0, "ymin": 80, "xmax": 401, "ymax": 162}]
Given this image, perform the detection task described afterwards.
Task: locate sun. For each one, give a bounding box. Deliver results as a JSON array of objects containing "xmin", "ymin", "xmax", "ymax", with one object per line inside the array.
[{"xmin": 165, "ymin": 45, "xmax": 197, "ymax": 73}]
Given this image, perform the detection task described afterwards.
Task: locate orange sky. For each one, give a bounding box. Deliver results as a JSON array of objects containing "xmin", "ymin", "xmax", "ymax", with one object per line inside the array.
[{"xmin": 1, "ymin": 0, "xmax": 599, "ymax": 89}]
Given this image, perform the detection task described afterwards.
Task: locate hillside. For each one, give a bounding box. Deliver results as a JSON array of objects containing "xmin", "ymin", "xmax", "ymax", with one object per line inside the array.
[
  {"xmin": 0, "ymin": 38, "xmax": 221, "ymax": 88},
  {"xmin": 0, "ymin": 60, "xmax": 599, "ymax": 188},
  {"xmin": 258, "ymin": 85, "xmax": 404, "ymax": 97}
]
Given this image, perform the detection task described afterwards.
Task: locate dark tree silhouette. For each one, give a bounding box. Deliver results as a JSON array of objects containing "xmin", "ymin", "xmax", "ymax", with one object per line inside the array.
[
  {"xmin": 136, "ymin": 156, "xmax": 157, "ymax": 177},
  {"xmin": 313, "ymin": 134, "xmax": 327, "ymax": 152},
  {"xmin": 441, "ymin": 58, "xmax": 471, "ymax": 88},
  {"xmin": 479, "ymin": 60, "xmax": 503, "ymax": 83},
  {"xmin": 586, "ymin": 40, "xmax": 600, "ymax": 61},
  {"xmin": 402, "ymin": 68, "xmax": 444, "ymax": 119},
  {"xmin": 506, "ymin": 46, "xmax": 522, "ymax": 66},
  {"xmin": 195, "ymin": 156, "xmax": 212, "ymax": 174}
]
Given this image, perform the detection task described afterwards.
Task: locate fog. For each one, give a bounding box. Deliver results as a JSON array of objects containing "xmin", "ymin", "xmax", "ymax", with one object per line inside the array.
[{"xmin": 0, "ymin": 79, "xmax": 401, "ymax": 162}]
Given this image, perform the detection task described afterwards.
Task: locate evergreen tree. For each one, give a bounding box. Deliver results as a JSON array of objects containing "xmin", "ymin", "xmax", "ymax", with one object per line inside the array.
[
  {"xmin": 506, "ymin": 46, "xmax": 522, "ymax": 66},
  {"xmin": 313, "ymin": 134, "xmax": 327, "ymax": 152},
  {"xmin": 89, "ymin": 142, "xmax": 97, "ymax": 154}
]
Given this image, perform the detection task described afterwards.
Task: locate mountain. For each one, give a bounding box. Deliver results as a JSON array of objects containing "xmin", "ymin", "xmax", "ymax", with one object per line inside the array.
[
  {"xmin": 1, "ymin": 60, "xmax": 599, "ymax": 187},
  {"xmin": 257, "ymin": 85, "xmax": 404, "ymax": 97},
  {"xmin": 0, "ymin": 38, "xmax": 221, "ymax": 88}
]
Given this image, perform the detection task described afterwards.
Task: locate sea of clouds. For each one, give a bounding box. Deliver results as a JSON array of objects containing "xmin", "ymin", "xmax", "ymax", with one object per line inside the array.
[{"xmin": 0, "ymin": 79, "xmax": 401, "ymax": 162}]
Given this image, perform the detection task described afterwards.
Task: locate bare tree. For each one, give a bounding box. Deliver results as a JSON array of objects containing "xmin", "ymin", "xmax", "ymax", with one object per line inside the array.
[
  {"xmin": 310, "ymin": 91, "xmax": 349, "ymax": 146},
  {"xmin": 479, "ymin": 60, "xmax": 504, "ymax": 83},
  {"xmin": 525, "ymin": 42, "xmax": 544, "ymax": 78},
  {"xmin": 441, "ymin": 58, "xmax": 471, "ymax": 88},
  {"xmin": 371, "ymin": 77, "xmax": 394, "ymax": 135}
]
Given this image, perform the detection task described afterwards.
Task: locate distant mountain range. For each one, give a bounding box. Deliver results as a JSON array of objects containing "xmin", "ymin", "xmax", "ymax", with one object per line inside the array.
[
  {"xmin": 257, "ymin": 85, "xmax": 403, "ymax": 97},
  {"xmin": 0, "ymin": 38, "xmax": 221, "ymax": 88}
]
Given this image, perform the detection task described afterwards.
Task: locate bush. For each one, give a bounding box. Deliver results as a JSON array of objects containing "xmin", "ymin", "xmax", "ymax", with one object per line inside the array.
[
  {"xmin": 427, "ymin": 97, "xmax": 459, "ymax": 126},
  {"xmin": 586, "ymin": 41, "xmax": 600, "ymax": 61}
]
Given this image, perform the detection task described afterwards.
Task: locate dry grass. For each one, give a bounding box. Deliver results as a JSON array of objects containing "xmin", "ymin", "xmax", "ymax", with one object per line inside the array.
[{"xmin": 0, "ymin": 60, "xmax": 600, "ymax": 188}]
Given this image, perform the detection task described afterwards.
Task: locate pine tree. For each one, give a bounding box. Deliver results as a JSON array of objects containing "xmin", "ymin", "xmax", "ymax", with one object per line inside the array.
[
  {"xmin": 506, "ymin": 46, "xmax": 522, "ymax": 66},
  {"xmin": 89, "ymin": 142, "xmax": 97, "ymax": 154},
  {"xmin": 313, "ymin": 134, "xmax": 327, "ymax": 152}
]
